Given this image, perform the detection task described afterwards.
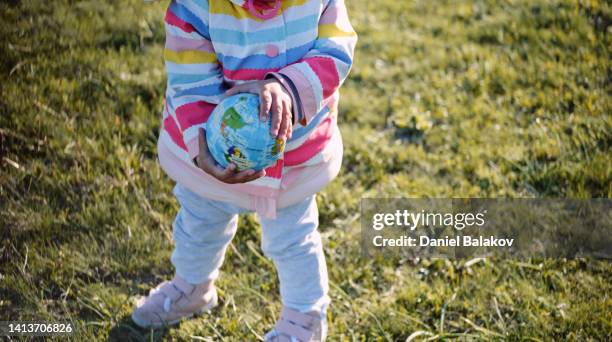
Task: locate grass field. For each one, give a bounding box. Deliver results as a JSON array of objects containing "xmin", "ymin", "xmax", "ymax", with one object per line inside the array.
[{"xmin": 1, "ymin": 0, "xmax": 611, "ymax": 340}]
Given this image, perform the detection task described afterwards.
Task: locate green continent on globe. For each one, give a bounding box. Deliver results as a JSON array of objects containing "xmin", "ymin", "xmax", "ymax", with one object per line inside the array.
[{"xmin": 222, "ymin": 107, "xmax": 246, "ymax": 130}]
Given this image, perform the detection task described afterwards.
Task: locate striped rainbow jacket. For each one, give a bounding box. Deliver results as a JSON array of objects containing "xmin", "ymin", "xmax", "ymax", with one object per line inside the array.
[{"xmin": 158, "ymin": 0, "xmax": 357, "ymax": 216}]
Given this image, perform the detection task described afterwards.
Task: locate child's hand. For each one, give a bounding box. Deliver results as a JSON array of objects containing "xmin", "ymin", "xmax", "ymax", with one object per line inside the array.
[
  {"xmin": 194, "ymin": 128, "xmax": 266, "ymax": 184},
  {"xmin": 226, "ymin": 79, "xmax": 293, "ymax": 140}
]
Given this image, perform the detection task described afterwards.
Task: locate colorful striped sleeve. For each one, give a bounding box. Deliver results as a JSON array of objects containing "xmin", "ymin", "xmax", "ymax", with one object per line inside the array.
[
  {"xmin": 163, "ymin": 0, "xmax": 225, "ymax": 160},
  {"xmin": 271, "ymin": 0, "xmax": 357, "ymax": 126}
]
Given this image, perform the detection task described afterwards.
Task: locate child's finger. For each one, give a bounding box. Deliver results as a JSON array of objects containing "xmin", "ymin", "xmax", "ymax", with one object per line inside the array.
[
  {"xmin": 216, "ymin": 163, "xmax": 237, "ymax": 180},
  {"xmin": 245, "ymin": 169, "xmax": 266, "ymax": 182},
  {"xmin": 234, "ymin": 169, "xmax": 266, "ymax": 183},
  {"xmin": 282, "ymin": 100, "xmax": 292, "ymax": 139},
  {"xmin": 269, "ymin": 100, "xmax": 282, "ymax": 137},
  {"xmin": 277, "ymin": 113, "xmax": 290, "ymax": 140},
  {"xmin": 225, "ymin": 85, "xmax": 241, "ymax": 95},
  {"xmin": 269, "ymin": 93, "xmax": 283, "ymax": 135},
  {"xmin": 259, "ymin": 89, "xmax": 272, "ymax": 121},
  {"xmin": 233, "ymin": 168, "xmax": 256, "ymax": 180},
  {"xmin": 226, "ymin": 85, "xmax": 248, "ymax": 96},
  {"xmin": 225, "ymin": 168, "xmax": 255, "ymax": 183},
  {"xmin": 226, "ymin": 81, "xmax": 256, "ymax": 95},
  {"xmin": 286, "ymin": 116, "xmax": 293, "ymax": 139}
]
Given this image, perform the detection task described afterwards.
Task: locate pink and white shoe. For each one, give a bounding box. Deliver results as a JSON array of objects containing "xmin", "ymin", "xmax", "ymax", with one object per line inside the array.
[
  {"xmin": 131, "ymin": 275, "xmax": 218, "ymax": 328},
  {"xmin": 264, "ymin": 307, "xmax": 327, "ymax": 342}
]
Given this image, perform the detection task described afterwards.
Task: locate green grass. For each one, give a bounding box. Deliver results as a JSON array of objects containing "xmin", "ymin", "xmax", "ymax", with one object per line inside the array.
[{"xmin": 1, "ymin": 0, "xmax": 610, "ymax": 340}]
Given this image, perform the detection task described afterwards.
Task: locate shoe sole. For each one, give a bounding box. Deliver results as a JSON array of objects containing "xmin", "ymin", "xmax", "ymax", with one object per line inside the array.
[{"xmin": 131, "ymin": 293, "xmax": 218, "ymax": 329}]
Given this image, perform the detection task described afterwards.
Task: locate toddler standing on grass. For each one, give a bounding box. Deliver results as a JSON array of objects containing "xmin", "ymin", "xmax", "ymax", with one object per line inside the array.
[{"xmin": 132, "ymin": 0, "xmax": 356, "ymax": 340}]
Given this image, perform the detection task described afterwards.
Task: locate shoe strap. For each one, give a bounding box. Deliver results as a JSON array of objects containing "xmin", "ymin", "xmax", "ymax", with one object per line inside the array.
[
  {"xmin": 272, "ymin": 307, "xmax": 322, "ymax": 342},
  {"xmin": 280, "ymin": 307, "xmax": 318, "ymax": 327},
  {"xmin": 274, "ymin": 319, "xmax": 314, "ymax": 342},
  {"xmin": 266, "ymin": 333, "xmax": 292, "ymax": 342},
  {"xmin": 159, "ymin": 283, "xmax": 186, "ymax": 300},
  {"xmin": 156, "ymin": 282, "xmax": 190, "ymax": 312}
]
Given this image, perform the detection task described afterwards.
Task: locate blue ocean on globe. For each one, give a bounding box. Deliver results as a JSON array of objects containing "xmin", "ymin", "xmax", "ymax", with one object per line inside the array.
[{"xmin": 205, "ymin": 93, "xmax": 285, "ymax": 171}]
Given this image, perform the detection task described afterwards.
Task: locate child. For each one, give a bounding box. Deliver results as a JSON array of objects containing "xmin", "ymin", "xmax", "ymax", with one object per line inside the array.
[{"xmin": 132, "ymin": 0, "xmax": 356, "ymax": 340}]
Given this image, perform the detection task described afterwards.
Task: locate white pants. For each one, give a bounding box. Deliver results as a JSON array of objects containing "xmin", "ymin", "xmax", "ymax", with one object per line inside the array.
[{"xmin": 170, "ymin": 183, "xmax": 330, "ymax": 314}]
